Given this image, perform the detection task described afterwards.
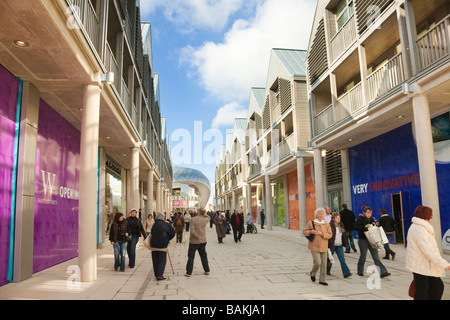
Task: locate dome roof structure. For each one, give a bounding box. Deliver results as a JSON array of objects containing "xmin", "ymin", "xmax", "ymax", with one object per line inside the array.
[{"xmin": 173, "ymin": 167, "xmax": 211, "ymax": 208}]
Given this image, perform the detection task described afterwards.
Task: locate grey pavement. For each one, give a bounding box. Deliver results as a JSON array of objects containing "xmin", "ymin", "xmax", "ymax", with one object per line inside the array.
[{"xmin": 0, "ymin": 225, "xmax": 449, "ymax": 300}]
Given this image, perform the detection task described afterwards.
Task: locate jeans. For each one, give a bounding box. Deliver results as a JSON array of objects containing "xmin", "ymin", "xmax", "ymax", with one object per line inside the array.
[
  {"xmin": 413, "ymin": 272, "xmax": 445, "ymax": 300},
  {"xmin": 113, "ymin": 241, "xmax": 127, "ymax": 271},
  {"xmin": 186, "ymin": 243, "xmax": 210, "ymax": 275},
  {"xmin": 345, "ymin": 231, "xmax": 356, "ymax": 252},
  {"xmin": 357, "ymin": 239, "xmax": 388, "ymax": 276},
  {"xmin": 327, "ymin": 245, "xmax": 351, "ymax": 276},
  {"xmin": 127, "ymin": 235, "xmax": 139, "ymax": 268}
]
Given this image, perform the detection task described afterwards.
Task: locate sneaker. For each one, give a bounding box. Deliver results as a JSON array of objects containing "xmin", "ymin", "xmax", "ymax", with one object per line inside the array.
[
  {"xmin": 319, "ymin": 282, "xmax": 328, "ymax": 286},
  {"xmin": 184, "ymin": 273, "xmax": 191, "ymax": 277},
  {"xmin": 380, "ymin": 272, "xmax": 391, "ymax": 279},
  {"xmin": 204, "ymin": 272, "xmax": 210, "ymax": 275},
  {"xmin": 310, "ymin": 272, "xmax": 316, "ymax": 282},
  {"xmin": 344, "ymin": 273, "xmax": 352, "ymax": 278}
]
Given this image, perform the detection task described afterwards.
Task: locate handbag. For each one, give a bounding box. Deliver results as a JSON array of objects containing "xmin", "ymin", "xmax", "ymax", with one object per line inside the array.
[
  {"xmin": 143, "ymin": 234, "xmax": 151, "ymax": 250},
  {"xmin": 306, "ymin": 221, "xmax": 315, "ymax": 242}
]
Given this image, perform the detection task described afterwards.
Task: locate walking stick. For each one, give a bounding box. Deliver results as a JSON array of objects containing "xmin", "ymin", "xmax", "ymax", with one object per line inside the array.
[{"xmin": 166, "ymin": 248, "xmax": 175, "ymax": 274}]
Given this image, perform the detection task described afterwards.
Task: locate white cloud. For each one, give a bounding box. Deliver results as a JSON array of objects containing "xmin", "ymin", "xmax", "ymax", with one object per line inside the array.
[
  {"xmin": 140, "ymin": 0, "xmax": 246, "ymax": 32},
  {"xmin": 211, "ymin": 102, "xmax": 247, "ymax": 128},
  {"xmin": 180, "ymin": 0, "xmax": 316, "ymax": 103}
]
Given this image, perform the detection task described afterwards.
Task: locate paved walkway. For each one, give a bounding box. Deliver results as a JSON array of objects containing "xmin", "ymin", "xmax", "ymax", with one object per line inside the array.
[{"xmin": 0, "ymin": 225, "xmax": 449, "ymax": 300}]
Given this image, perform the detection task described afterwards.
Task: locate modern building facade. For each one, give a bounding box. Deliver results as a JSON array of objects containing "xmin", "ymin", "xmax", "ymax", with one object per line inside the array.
[
  {"xmin": 306, "ymin": 0, "xmax": 450, "ymax": 250},
  {"xmin": 0, "ymin": 0, "xmax": 173, "ymax": 286},
  {"xmin": 172, "ymin": 166, "xmax": 211, "ymax": 211},
  {"xmin": 215, "ymin": 49, "xmax": 313, "ymax": 231}
]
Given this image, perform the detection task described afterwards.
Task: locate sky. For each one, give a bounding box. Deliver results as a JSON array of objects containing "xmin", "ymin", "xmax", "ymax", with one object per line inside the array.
[{"xmin": 140, "ymin": 0, "xmax": 316, "ymax": 205}]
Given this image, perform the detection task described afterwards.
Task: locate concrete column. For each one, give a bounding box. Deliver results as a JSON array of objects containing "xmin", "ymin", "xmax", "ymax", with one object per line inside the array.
[
  {"xmin": 297, "ymin": 157, "xmax": 307, "ymax": 230},
  {"xmin": 78, "ymin": 82, "xmax": 101, "ymax": 282},
  {"xmin": 412, "ymin": 94, "xmax": 442, "ymax": 251},
  {"xmin": 340, "ymin": 149, "xmax": 352, "ymax": 209},
  {"xmin": 156, "ymin": 180, "xmax": 161, "ymax": 213},
  {"xmin": 147, "ymin": 169, "xmax": 154, "ymax": 216},
  {"xmin": 246, "ymin": 183, "xmax": 252, "ymax": 216},
  {"xmin": 13, "ymin": 82, "xmax": 39, "ymax": 282},
  {"xmin": 314, "ymin": 148, "xmax": 325, "ymax": 208},
  {"xmin": 130, "ymin": 147, "xmax": 139, "ymax": 212},
  {"xmin": 265, "ymin": 174, "xmax": 273, "ymax": 230},
  {"xmin": 232, "ymin": 190, "xmax": 236, "ymax": 212}
]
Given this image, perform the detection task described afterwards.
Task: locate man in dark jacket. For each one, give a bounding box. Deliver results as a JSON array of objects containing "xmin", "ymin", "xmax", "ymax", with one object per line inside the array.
[
  {"xmin": 378, "ymin": 208, "xmax": 396, "ymax": 260},
  {"xmin": 340, "ymin": 204, "xmax": 357, "ymax": 253},
  {"xmin": 230, "ymin": 209, "xmax": 244, "ymax": 243},
  {"xmin": 126, "ymin": 209, "xmax": 147, "ymax": 268},
  {"xmin": 150, "ymin": 213, "xmax": 175, "ymax": 280}
]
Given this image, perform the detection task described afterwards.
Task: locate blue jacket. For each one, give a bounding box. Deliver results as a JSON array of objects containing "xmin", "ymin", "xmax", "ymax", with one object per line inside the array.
[{"xmin": 150, "ymin": 220, "xmax": 175, "ymax": 249}]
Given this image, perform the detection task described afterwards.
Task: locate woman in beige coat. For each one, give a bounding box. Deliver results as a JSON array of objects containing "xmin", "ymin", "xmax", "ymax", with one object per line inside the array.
[
  {"xmin": 303, "ymin": 208, "xmax": 333, "ymax": 285},
  {"xmin": 405, "ymin": 205, "xmax": 450, "ymax": 300}
]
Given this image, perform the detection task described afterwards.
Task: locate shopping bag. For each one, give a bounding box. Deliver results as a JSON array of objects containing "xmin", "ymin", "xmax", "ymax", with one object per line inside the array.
[
  {"xmin": 327, "ymin": 249, "xmax": 335, "ymax": 264},
  {"xmin": 143, "ymin": 234, "xmax": 151, "ymax": 250},
  {"xmin": 379, "ymin": 226, "xmax": 389, "ymax": 244},
  {"xmin": 364, "ymin": 226, "xmax": 384, "ymax": 249}
]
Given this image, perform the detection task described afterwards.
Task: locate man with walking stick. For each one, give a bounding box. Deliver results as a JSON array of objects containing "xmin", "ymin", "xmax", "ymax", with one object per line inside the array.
[
  {"xmin": 185, "ymin": 207, "xmax": 211, "ymax": 277},
  {"xmin": 150, "ymin": 213, "xmax": 175, "ymax": 281}
]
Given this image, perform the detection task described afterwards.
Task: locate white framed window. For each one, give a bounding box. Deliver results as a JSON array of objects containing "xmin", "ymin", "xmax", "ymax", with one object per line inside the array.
[{"xmin": 335, "ymin": 0, "xmax": 354, "ymax": 30}]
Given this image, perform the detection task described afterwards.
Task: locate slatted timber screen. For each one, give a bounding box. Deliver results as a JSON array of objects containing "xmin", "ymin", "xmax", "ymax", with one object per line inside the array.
[
  {"xmin": 307, "ymin": 19, "xmax": 328, "ymax": 85},
  {"xmin": 279, "ymin": 78, "xmax": 292, "ymax": 115},
  {"xmin": 355, "ymin": 0, "xmax": 394, "ymax": 35}
]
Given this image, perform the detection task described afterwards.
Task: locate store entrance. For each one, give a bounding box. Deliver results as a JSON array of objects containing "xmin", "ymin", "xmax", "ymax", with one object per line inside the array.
[{"xmin": 391, "ymin": 193, "xmax": 405, "ymax": 245}]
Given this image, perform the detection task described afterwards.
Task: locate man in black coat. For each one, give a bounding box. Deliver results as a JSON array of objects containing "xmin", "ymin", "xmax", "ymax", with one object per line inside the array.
[
  {"xmin": 340, "ymin": 204, "xmax": 357, "ymax": 253},
  {"xmin": 150, "ymin": 213, "xmax": 176, "ymax": 280},
  {"xmin": 230, "ymin": 209, "xmax": 244, "ymax": 243}
]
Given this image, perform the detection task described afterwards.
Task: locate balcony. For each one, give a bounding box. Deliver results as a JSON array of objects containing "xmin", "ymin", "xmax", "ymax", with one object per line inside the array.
[
  {"xmin": 416, "ymin": 14, "xmax": 450, "ymax": 72},
  {"xmin": 367, "ymin": 52, "xmax": 406, "ymax": 102},
  {"xmin": 330, "ymin": 14, "xmax": 357, "ymax": 62},
  {"xmin": 66, "ymin": 0, "xmax": 101, "ymax": 54}
]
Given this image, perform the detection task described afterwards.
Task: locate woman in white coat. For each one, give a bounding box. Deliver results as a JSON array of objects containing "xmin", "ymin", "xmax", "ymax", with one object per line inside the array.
[{"xmin": 405, "ymin": 205, "xmax": 450, "ymax": 300}]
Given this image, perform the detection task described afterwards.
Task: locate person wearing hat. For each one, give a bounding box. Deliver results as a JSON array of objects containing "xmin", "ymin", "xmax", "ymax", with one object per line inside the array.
[
  {"xmin": 126, "ymin": 208, "xmax": 147, "ymax": 269},
  {"xmin": 150, "ymin": 213, "xmax": 176, "ymax": 280}
]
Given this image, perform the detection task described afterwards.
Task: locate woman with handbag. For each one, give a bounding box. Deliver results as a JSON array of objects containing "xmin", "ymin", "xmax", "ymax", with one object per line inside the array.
[
  {"xmin": 303, "ymin": 208, "xmax": 332, "ymax": 286},
  {"xmin": 109, "ymin": 213, "xmax": 128, "ymax": 272},
  {"xmin": 405, "ymin": 205, "xmax": 450, "ymax": 300},
  {"xmin": 354, "ymin": 206, "xmax": 390, "ymax": 278}
]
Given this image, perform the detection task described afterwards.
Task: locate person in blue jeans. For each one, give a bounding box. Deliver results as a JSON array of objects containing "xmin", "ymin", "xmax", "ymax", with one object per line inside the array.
[
  {"xmin": 126, "ymin": 209, "xmax": 147, "ymax": 269},
  {"xmin": 109, "ymin": 213, "xmax": 128, "ymax": 272},
  {"xmin": 327, "ymin": 212, "xmax": 352, "ymax": 278},
  {"xmin": 354, "ymin": 206, "xmax": 390, "ymax": 278}
]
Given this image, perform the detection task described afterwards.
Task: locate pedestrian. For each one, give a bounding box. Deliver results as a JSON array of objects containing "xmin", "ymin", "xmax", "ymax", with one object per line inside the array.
[
  {"xmin": 405, "ymin": 205, "xmax": 450, "ymax": 300},
  {"xmin": 246, "ymin": 213, "xmax": 253, "ymax": 233},
  {"xmin": 303, "ymin": 208, "xmax": 333, "ymax": 286},
  {"xmin": 144, "ymin": 214, "xmax": 154, "ymax": 237},
  {"xmin": 327, "ymin": 212, "xmax": 352, "ymax": 278},
  {"xmin": 378, "ymin": 208, "xmax": 396, "ymax": 260},
  {"xmin": 184, "ymin": 211, "xmax": 191, "ymax": 232},
  {"xmin": 324, "ymin": 206, "xmax": 332, "ymax": 223},
  {"xmin": 230, "ymin": 209, "xmax": 244, "ymax": 243},
  {"xmin": 109, "ymin": 212, "xmax": 128, "ymax": 272},
  {"xmin": 225, "ymin": 210, "xmax": 231, "ymax": 234},
  {"xmin": 150, "ymin": 213, "xmax": 176, "ymax": 281},
  {"xmin": 173, "ymin": 212, "xmax": 185, "ymax": 243},
  {"xmin": 340, "ymin": 203, "xmax": 357, "ymax": 253},
  {"xmin": 185, "ymin": 208, "xmax": 211, "ymax": 277},
  {"xmin": 126, "ymin": 208, "xmax": 147, "ymax": 269},
  {"xmin": 354, "ymin": 206, "xmax": 390, "ymax": 278},
  {"xmin": 260, "ymin": 209, "xmax": 265, "ymax": 229},
  {"xmin": 213, "ymin": 212, "xmax": 226, "ymax": 243}
]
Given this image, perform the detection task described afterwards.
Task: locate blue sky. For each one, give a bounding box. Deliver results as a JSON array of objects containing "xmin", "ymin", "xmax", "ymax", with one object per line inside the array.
[{"xmin": 140, "ymin": 0, "xmax": 316, "ymax": 204}]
